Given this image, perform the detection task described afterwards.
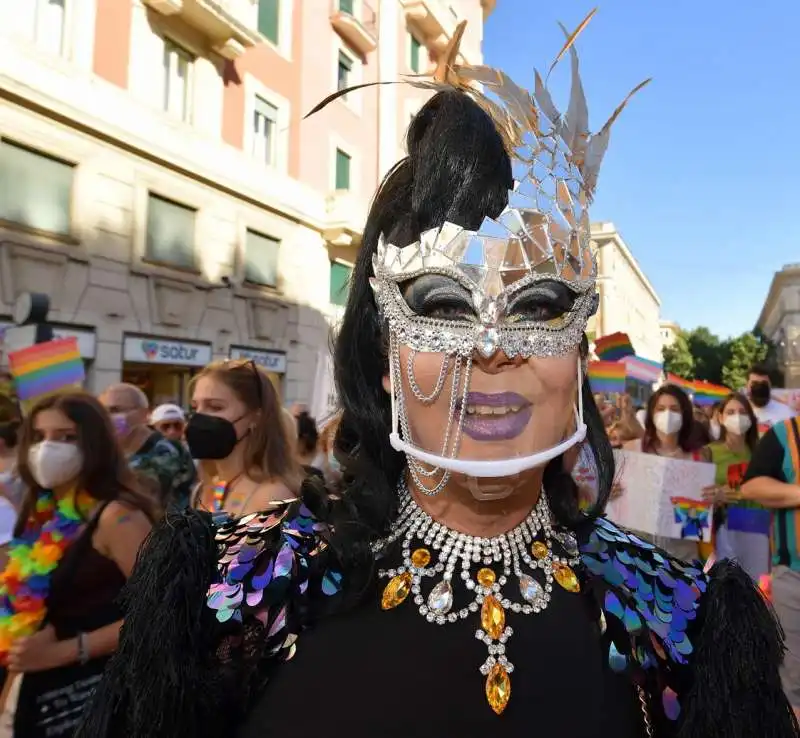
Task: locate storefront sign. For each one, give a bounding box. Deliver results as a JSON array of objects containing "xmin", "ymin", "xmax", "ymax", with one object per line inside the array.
[
  {"xmin": 0, "ymin": 322, "xmax": 96, "ymax": 360},
  {"xmin": 124, "ymin": 336, "xmax": 212, "ymax": 367},
  {"xmin": 229, "ymin": 346, "xmax": 287, "ymax": 374}
]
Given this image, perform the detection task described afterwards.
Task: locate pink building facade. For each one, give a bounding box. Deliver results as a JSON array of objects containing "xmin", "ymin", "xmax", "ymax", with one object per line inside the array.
[{"xmin": 0, "ymin": 0, "xmax": 493, "ymax": 408}]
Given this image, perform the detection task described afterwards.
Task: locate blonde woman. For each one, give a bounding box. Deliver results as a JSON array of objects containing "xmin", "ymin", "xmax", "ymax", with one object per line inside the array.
[{"xmin": 188, "ymin": 360, "xmax": 302, "ymax": 516}]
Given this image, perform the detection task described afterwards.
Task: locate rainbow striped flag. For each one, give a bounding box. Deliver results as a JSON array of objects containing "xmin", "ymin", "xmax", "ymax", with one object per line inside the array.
[
  {"xmin": 588, "ymin": 360, "xmax": 626, "ymax": 395},
  {"xmin": 8, "ymin": 338, "xmax": 85, "ymax": 407},
  {"xmin": 666, "ymin": 373, "xmax": 694, "ymax": 394},
  {"xmin": 691, "ymin": 380, "xmax": 730, "ymax": 406},
  {"xmin": 594, "ymin": 331, "xmax": 635, "ymax": 361}
]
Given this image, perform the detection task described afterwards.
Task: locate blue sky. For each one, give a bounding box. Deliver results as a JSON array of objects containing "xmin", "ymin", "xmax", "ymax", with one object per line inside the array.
[{"xmin": 483, "ymin": 1, "xmax": 799, "ymax": 339}]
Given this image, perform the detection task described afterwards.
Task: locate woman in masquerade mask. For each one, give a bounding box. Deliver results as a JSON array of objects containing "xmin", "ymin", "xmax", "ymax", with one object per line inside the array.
[
  {"xmin": 188, "ymin": 359, "xmax": 302, "ymax": 516},
  {"xmin": 78, "ymin": 18, "xmax": 797, "ymax": 738},
  {"xmin": 1, "ymin": 392, "xmax": 156, "ymax": 737}
]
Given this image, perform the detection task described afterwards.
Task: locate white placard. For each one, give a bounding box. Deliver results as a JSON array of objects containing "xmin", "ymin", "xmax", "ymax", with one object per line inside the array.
[
  {"xmin": 229, "ymin": 346, "xmax": 287, "ymax": 374},
  {"xmin": 607, "ymin": 450, "xmax": 716, "ymax": 541},
  {"xmin": 123, "ymin": 336, "xmax": 212, "ymax": 367}
]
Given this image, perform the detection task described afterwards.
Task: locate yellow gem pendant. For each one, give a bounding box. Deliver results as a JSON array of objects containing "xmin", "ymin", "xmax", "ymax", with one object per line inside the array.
[
  {"xmin": 485, "ymin": 662, "xmax": 512, "ymax": 715},
  {"xmin": 553, "ymin": 562, "xmax": 580, "ymax": 593},
  {"xmin": 480, "ymin": 595, "xmax": 506, "ymax": 640},
  {"xmin": 381, "ymin": 572, "xmax": 412, "ymax": 610}
]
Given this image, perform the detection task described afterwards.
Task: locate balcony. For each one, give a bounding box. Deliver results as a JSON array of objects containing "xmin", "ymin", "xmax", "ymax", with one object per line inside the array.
[
  {"xmin": 330, "ymin": 0, "xmax": 377, "ymax": 56},
  {"xmin": 401, "ymin": 0, "xmax": 457, "ymax": 54},
  {"xmin": 323, "ymin": 192, "xmax": 368, "ymax": 247},
  {"xmin": 143, "ymin": 0, "xmax": 261, "ymax": 59}
]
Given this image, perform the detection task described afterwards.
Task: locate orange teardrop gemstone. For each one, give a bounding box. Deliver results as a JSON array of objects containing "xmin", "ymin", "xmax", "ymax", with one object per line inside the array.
[
  {"xmin": 553, "ymin": 562, "xmax": 580, "ymax": 593},
  {"xmin": 531, "ymin": 541, "xmax": 549, "ymax": 560},
  {"xmin": 381, "ymin": 572, "xmax": 412, "ymax": 610},
  {"xmin": 485, "ymin": 662, "xmax": 511, "ymax": 715},
  {"xmin": 480, "ymin": 594, "xmax": 505, "ymax": 640},
  {"xmin": 411, "ymin": 548, "xmax": 431, "ymax": 568}
]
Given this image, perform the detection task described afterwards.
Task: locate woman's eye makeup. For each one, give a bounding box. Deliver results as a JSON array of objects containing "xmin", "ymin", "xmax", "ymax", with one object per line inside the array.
[{"xmin": 402, "ymin": 275, "xmax": 577, "ymax": 324}]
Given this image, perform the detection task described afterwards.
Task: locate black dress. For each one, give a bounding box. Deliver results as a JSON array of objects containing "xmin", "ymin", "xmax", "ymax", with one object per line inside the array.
[
  {"xmin": 13, "ymin": 504, "xmax": 126, "ymax": 738},
  {"xmin": 240, "ymin": 553, "xmax": 646, "ymax": 738}
]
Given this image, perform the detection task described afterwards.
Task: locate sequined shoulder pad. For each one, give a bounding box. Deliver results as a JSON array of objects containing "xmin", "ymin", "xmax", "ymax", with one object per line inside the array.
[
  {"xmin": 579, "ymin": 517, "xmax": 707, "ymax": 708},
  {"xmin": 207, "ymin": 501, "xmax": 342, "ymax": 629}
]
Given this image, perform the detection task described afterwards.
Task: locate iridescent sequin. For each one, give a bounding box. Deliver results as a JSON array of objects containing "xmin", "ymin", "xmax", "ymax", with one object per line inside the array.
[{"xmin": 579, "ymin": 516, "xmax": 708, "ymax": 722}]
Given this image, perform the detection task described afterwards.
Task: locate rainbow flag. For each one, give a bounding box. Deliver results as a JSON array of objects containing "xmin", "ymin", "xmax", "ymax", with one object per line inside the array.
[
  {"xmin": 691, "ymin": 380, "xmax": 729, "ymax": 407},
  {"xmin": 666, "ymin": 373, "xmax": 694, "ymax": 394},
  {"xmin": 8, "ymin": 338, "xmax": 85, "ymax": 406},
  {"xmin": 588, "ymin": 360, "xmax": 626, "ymax": 395},
  {"xmin": 594, "ymin": 332, "xmax": 635, "ymax": 361},
  {"xmin": 670, "ymin": 496, "xmax": 711, "ymax": 539}
]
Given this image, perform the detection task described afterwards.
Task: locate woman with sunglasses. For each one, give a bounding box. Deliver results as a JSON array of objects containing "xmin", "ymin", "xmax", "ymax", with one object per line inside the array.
[{"xmin": 187, "ymin": 360, "xmax": 303, "ymax": 516}]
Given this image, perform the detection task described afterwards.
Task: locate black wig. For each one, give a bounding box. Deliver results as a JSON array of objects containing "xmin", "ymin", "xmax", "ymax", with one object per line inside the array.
[{"xmin": 326, "ymin": 89, "xmax": 614, "ymax": 567}]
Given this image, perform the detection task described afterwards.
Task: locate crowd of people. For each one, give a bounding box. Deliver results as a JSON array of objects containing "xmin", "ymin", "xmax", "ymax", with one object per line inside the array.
[{"xmin": 0, "ymin": 16, "xmax": 798, "ymax": 738}]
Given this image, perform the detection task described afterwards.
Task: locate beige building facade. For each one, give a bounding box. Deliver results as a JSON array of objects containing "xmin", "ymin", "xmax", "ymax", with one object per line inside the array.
[
  {"xmin": 0, "ymin": 0, "xmax": 492, "ymax": 407},
  {"xmin": 588, "ymin": 221, "xmax": 663, "ymax": 362},
  {"xmin": 756, "ymin": 263, "xmax": 800, "ymax": 388}
]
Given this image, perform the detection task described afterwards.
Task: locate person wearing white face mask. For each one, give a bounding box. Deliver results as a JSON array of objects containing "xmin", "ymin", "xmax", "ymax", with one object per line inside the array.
[
  {"xmin": 701, "ymin": 393, "xmax": 767, "ymax": 581},
  {"xmin": 0, "ymin": 392, "xmax": 156, "ymax": 738},
  {"xmin": 623, "ymin": 385, "xmax": 711, "ymax": 560}
]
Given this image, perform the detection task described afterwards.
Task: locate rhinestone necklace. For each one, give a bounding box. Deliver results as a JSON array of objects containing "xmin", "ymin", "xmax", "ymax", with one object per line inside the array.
[{"xmin": 372, "ymin": 482, "xmax": 582, "ymax": 715}]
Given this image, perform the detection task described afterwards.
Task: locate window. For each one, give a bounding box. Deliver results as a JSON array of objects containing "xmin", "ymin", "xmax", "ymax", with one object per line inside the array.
[
  {"xmin": 409, "ymin": 33, "xmax": 422, "ymax": 73},
  {"xmin": 0, "ymin": 140, "xmax": 73, "ymax": 235},
  {"xmin": 145, "ymin": 194, "xmax": 196, "ymax": 269},
  {"xmin": 258, "ymin": 0, "xmax": 280, "ymax": 44},
  {"xmin": 253, "ymin": 96, "xmax": 279, "ymax": 166},
  {"xmin": 163, "ymin": 39, "xmax": 193, "ymax": 121},
  {"xmin": 330, "ymin": 262, "xmax": 352, "ymax": 307},
  {"xmin": 3, "ymin": 0, "xmax": 65, "ymax": 55},
  {"xmin": 335, "ymin": 148, "xmax": 351, "ymax": 191},
  {"xmin": 338, "ymin": 0, "xmax": 354, "ymax": 14},
  {"xmin": 337, "ymin": 51, "xmax": 353, "ymax": 92},
  {"xmin": 244, "ymin": 229, "xmax": 280, "ymax": 287}
]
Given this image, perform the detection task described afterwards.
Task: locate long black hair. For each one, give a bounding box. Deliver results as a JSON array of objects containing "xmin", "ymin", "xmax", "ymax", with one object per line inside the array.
[{"xmin": 320, "ymin": 89, "xmax": 613, "ymax": 570}]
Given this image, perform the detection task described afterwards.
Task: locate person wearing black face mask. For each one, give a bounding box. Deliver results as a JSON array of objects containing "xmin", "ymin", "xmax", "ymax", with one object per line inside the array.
[
  {"xmin": 747, "ymin": 364, "xmax": 794, "ymax": 435},
  {"xmin": 186, "ymin": 360, "xmax": 303, "ymax": 516}
]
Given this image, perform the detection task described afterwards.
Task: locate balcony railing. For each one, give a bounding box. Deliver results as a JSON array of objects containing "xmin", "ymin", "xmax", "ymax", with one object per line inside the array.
[
  {"xmin": 143, "ymin": 0, "xmax": 261, "ymax": 59},
  {"xmin": 330, "ymin": 0, "xmax": 378, "ymax": 55}
]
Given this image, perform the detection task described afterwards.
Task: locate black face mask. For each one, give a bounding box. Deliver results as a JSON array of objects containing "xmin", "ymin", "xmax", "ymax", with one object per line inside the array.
[
  {"xmin": 185, "ymin": 413, "xmax": 245, "ymax": 460},
  {"xmin": 749, "ymin": 381, "xmax": 771, "ymax": 408}
]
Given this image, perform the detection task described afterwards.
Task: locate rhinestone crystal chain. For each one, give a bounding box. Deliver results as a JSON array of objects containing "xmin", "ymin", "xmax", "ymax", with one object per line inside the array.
[{"xmin": 372, "ymin": 482, "xmax": 582, "ymax": 715}]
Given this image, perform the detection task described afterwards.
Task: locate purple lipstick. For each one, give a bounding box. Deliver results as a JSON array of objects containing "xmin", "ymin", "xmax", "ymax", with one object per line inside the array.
[{"xmin": 457, "ymin": 392, "xmax": 532, "ymax": 441}]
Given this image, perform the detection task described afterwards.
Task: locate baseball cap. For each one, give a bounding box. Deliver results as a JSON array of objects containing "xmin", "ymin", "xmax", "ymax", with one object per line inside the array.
[{"xmin": 150, "ymin": 403, "xmax": 186, "ymax": 425}]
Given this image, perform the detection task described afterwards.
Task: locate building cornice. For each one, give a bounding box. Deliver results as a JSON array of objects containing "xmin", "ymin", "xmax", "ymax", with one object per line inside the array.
[
  {"xmin": 756, "ymin": 265, "xmax": 800, "ymax": 335},
  {"xmin": 590, "ymin": 222, "xmax": 661, "ymax": 306}
]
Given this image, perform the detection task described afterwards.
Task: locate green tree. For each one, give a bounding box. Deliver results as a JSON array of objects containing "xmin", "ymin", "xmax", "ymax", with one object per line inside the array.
[
  {"xmin": 687, "ymin": 326, "xmax": 727, "ymax": 384},
  {"xmin": 722, "ymin": 332, "xmax": 769, "ymax": 390},
  {"xmin": 663, "ymin": 330, "xmax": 695, "ymax": 379}
]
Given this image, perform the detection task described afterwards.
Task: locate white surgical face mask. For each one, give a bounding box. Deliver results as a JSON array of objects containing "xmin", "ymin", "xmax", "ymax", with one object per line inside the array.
[
  {"xmin": 653, "ymin": 410, "xmax": 683, "ymax": 435},
  {"xmin": 635, "ymin": 409, "xmax": 647, "ymax": 428},
  {"xmin": 709, "ymin": 420, "xmax": 721, "ymax": 440},
  {"xmin": 27, "ymin": 441, "xmax": 83, "ymax": 490},
  {"xmin": 723, "ymin": 414, "xmax": 752, "ymax": 436},
  {"xmin": 389, "ymin": 358, "xmax": 587, "ymax": 478}
]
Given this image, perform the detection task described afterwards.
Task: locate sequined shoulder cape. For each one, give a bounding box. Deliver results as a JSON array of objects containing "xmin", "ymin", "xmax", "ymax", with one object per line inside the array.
[{"xmin": 77, "ymin": 502, "xmax": 798, "ymax": 738}]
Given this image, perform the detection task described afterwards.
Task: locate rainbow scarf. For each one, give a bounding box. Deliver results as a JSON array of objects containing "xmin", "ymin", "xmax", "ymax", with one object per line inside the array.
[{"xmin": 0, "ymin": 489, "xmax": 94, "ymax": 663}]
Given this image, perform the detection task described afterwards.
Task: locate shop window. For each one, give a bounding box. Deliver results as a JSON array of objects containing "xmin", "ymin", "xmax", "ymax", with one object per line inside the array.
[
  {"xmin": 258, "ymin": 0, "xmax": 280, "ymax": 44},
  {"xmin": 0, "ymin": 139, "xmax": 73, "ymax": 235},
  {"xmin": 244, "ymin": 229, "xmax": 280, "ymax": 287},
  {"xmin": 145, "ymin": 194, "xmax": 196, "ymax": 269},
  {"xmin": 330, "ymin": 261, "xmax": 352, "ymax": 307},
  {"xmin": 163, "ymin": 38, "xmax": 193, "ymax": 122},
  {"xmin": 339, "ymin": 0, "xmax": 354, "ymax": 13},
  {"xmin": 337, "ymin": 50, "xmax": 353, "ymax": 92},
  {"xmin": 409, "ymin": 32, "xmax": 422, "ymax": 73},
  {"xmin": 335, "ymin": 148, "xmax": 351, "ymax": 191},
  {"xmin": 253, "ymin": 96, "xmax": 279, "ymax": 166}
]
